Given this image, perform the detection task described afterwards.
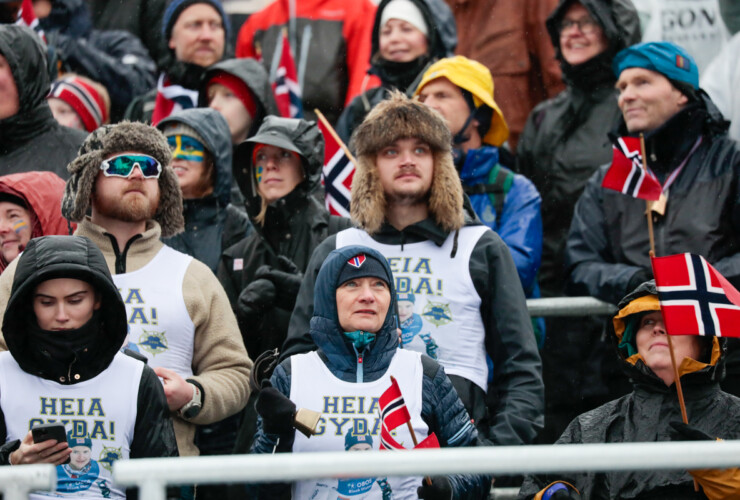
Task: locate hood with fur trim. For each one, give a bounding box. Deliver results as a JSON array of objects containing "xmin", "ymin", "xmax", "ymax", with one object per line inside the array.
[
  {"xmin": 61, "ymin": 121, "xmax": 185, "ymax": 237},
  {"xmin": 349, "ymin": 90, "xmax": 463, "ymax": 234}
]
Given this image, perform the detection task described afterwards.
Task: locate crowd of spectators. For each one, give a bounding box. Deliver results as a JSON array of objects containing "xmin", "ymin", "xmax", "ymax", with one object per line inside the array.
[{"xmin": 1, "ymin": 0, "xmax": 740, "ymax": 498}]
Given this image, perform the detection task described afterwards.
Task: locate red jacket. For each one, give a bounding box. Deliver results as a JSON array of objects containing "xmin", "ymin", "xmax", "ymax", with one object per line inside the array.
[
  {"xmin": 236, "ymin": 0, "xmax": 379, "ymax": 124},
  {"xmin": 0, "ymin": 171, "xmax": 73, "ymax": 273}
]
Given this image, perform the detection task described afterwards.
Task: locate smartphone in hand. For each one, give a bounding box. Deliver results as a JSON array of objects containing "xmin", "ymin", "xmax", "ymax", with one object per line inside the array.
[{"xmin": 31, "ymin": 423, "xmax": 70, "ymax": 464}]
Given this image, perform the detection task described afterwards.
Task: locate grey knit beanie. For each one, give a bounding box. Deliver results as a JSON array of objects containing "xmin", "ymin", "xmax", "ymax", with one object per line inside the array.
[{"xmin": 62, "ymin": 121, "xmax": 185, "ymax": 237}]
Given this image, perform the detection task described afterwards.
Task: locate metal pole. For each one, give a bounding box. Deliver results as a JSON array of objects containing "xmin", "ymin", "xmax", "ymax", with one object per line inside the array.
[
  {"xmin": 526, "ymin": 297, "xmax": 617, "ymax": 317},
  {"xmin": 138, "ymin": 479, "xmax": 167, "ymax": 500},
  {"xmin": 115, "ymin": 441, "xmax": 740, "ymax": 488}
]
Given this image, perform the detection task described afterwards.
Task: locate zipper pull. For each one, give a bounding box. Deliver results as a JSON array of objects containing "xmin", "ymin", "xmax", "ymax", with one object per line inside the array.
[{"xmin": 358, "ymin": 354, "xmax": 363, "ymax": 364}]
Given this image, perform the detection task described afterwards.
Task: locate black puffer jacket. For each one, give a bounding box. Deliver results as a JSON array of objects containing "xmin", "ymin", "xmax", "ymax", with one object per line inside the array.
[
  {"xmin": 251, "ymin": 245, "xmax": 491, "ymax": 499},
  {"xmin": 0, "ymin": 235, "xmax": 178, "ymax": 466},
  {"xmin": 516, "ymin": 0, "xmax": 641, "ymax": 297},
  {"xmin": 40, "ymin": 0, "xmax": 157, "ymax": 122},
  {"xmin": 335, "ymin": 0, "xmax": 457, "ymax": 144},
  {"xmin": 158, "ymin": 107, "xmax": 251, "ymax": 273},
  {"xmin": 519, "ymin": 282, "xmax": 740, "ymax": 499},
  {"xmin": 0, "ymin": 25, "xmax": 87, "ymax": 179},
  {"xmin": 218, "ymin": 116, "xmax": 351, "ymax": 355}
]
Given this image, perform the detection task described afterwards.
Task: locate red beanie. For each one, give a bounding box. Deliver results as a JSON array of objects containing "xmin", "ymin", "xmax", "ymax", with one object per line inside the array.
[
  {"xmin": 208, "ymin": 72, "xmax": 259, "ymax": 120},
  {"xmin": 48, "ymin": 76, "xmax": 108, "ymax": 132}
]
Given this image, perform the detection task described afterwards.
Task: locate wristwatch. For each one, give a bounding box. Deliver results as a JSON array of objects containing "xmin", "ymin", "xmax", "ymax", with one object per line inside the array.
[{"xmin": 178, "ymin": 383, "xmax": 202, "ymax": 419}]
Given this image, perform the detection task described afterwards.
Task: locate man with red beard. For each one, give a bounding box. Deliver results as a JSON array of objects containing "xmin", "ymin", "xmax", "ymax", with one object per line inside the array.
[{"xmin": 0, "ymin": 121, "xmax": 252, "ymax": 461}]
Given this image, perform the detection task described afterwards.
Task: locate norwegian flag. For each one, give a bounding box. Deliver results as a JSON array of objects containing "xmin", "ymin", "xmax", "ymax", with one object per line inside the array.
[
  {"xmin": 414, "ymin": 433, "xmax": 440, "ymax": 449},
  {"xmin": 651, "ymin": 253, "xmax": 740, "ymax": 337},
  {"xmin": 318, "ymin": 119, "xmax": 354, "ymax": 217},
  {"xmin": 378, "ymin": 378, "xmax": 411, "ymax": 450},
  {"xmin": 602, "ymin": 136, "xmax": 662, "ymax": 201},
  {"xmin": 15, "ymin": 0, "xmax": 46, "ymax": 42},
  {"xmin": 271, "ymin": 30, "xmax": 303, "ymax": 118}
]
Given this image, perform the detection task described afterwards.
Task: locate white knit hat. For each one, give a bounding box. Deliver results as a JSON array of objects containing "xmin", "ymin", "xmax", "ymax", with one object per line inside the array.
[{"xmin": 380, "ymin": 0, "xmax": 428, "ymax": 36}]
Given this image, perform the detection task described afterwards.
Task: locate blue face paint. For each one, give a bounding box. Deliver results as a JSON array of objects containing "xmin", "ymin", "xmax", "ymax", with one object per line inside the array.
[
  {"xmin": 167, "ymin": 135, "xmax": 205, "ymax": 161},
  {"xmin": 255, "ymin": 165, "xmax": 264, "ymax": 184}
]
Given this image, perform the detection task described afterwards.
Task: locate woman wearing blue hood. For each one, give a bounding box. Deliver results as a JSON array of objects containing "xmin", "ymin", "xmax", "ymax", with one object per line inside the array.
[
  {"xmin": 157, "ymin": 107, "xmax": 251, "ymax": 273},
  {"xmin": 250, "ymin": 245, "xmax": 491, "ymax": 499}
]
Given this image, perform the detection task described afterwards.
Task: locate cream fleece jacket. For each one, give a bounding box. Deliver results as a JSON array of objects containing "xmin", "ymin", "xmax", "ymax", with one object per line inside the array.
[{"xmin": 0, "ymin": 219, "xmax": 252, "ymax": 457}]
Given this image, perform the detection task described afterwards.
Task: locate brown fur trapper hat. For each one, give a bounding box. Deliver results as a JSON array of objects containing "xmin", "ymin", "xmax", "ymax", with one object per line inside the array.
[
  {"xmin": 62, "ymin": 121, "xmax": 185, "ymax": 237},
  {"xmin": 349, "ymin": 90, "xmax": 464, "ymax": 234}
]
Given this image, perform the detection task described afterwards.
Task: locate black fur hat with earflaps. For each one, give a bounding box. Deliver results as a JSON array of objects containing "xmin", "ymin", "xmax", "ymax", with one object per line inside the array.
[
  {"xmin": 61, "ymin": 121, "xmax": 185, "ymax": 237},
  {"xmin": 349, "ymin": 90, "xmax": 464, "ymax": 235}
]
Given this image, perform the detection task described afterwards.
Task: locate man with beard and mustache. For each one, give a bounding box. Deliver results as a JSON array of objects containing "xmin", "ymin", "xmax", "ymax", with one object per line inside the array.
[
  {"xmin": 125, "ymin": 0, "xmax": 229, "ymax": 125},
  {"xmin": 282, "ymin": 91, "xmax": 544, "ymax": 448},
  {"xmin": 0, "ymin": 121, "xmax": 252, "ymax": 463}
]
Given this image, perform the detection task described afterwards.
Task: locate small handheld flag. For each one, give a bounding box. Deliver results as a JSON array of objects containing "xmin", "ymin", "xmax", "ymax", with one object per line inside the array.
[
  {"xmin": 271, "ymin": 29, "xmax": 303, "ymax": 118},
  {"xmin": 602, "ymin": 136, "xmax": 662, "ymax": 201},
  {"xmin": 316, "ymin": 110, "xmax": 355, "ymax": 217},
  {"xmin": 15, "ymin": 0, "xmax": 46, "ymax": 42},
  {"xmin": 651, "ymin": 253, "xmax": 740, "ymax": 337}
]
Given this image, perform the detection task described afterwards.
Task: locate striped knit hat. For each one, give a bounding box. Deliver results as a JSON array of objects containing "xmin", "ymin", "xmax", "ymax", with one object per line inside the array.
[{"xmin": 48, "ymin": 76, "xmax": 108, "ymax": 132}]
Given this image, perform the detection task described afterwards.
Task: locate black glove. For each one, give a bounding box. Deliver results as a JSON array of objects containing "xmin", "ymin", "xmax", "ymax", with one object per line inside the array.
[
  {"xmin": 237, "ymin": 279, "xmax": 276, "ymax": 323},
  {"xmin": 255, "ymin": 380, "xmax": 296, "ymax": 435},
  {"xmin": 417, "ymin": 476, "xmax": 452, "ymax": 500},
  {"xmin": 669, "ymin": 421, "xmax": 713, "ymax": 441},
  {"xmin": 626, "ymin": 268, "xmax": 653, "ymax": 294},
  {"xmin": 254, "ymin": 257, "xmax": 303, "ymax": 309}
]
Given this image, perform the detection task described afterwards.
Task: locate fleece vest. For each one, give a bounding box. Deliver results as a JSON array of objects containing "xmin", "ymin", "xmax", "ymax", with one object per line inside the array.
[
  {"xmin": 290, "ymin": 348, "xmax": 427, "ymax": 499},
  {"xmin": 336, "ymin": 226, "xmax": 490, "ymax": 390},
  {"xmin": 114, "ymin": 245, "xmax": 195, "ymax": 378},
  {"xmin": 0, "ymin": 352, "xmax": 142, "ymax": 499}
]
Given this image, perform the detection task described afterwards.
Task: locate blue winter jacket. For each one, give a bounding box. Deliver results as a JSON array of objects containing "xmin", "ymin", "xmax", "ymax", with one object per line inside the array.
[
  {"xmin": 461, "ymin": 146, "xmax": 544, "ymax": 347},
  {"xmin": 461, "ymin": 146, "xmax": 542, "ymax": 294},
  {"xmin": 251, "ymin": 245, "xmax": 492, "ymax": 499}
]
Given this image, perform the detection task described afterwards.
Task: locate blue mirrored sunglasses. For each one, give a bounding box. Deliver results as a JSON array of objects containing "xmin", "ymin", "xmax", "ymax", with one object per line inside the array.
[{"xmin": 100, "ymin": 154, "xmax": 162, "ymax": 179}]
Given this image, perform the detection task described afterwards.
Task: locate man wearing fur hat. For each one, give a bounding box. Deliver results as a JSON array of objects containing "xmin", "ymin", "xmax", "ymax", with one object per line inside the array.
[
  {"xmin": 125, "ymin": 0, "xmax": 230, "ymax": 125},
  {"xmin": 565, "ymin": 41, "xmax": 740, "ymax": 396},
  {"xmin": 283, "ymin": 91, "xmax": 543, "ymax": 446},
  {"xmin": 0, "ymin": 121, "xmax": 252, "ymax": 457}
]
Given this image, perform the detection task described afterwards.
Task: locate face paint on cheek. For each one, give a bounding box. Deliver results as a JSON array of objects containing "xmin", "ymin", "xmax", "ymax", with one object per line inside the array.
[
  {"xmin": 12, "ymin": 220, "xmax": 27, "ymax": 234},
  {"xmin": 255, "ymin": 165, "xmax": 264, "ymax": 183}
]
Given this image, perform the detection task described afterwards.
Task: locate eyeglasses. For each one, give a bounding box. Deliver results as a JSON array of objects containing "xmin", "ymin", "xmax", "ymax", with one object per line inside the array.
[
  {"xmin": 100, "ymin": 154, "xmax": 162, "ymax": 179},
  {"xmin": 560, "ymin": 17, "xmax": 600, "ymax": 35}
]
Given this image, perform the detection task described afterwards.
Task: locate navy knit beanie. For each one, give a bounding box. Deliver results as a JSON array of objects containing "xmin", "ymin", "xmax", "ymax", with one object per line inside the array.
[{"xmin": 162, "ymin": 0, "xmax": 230, "ymax": 42}]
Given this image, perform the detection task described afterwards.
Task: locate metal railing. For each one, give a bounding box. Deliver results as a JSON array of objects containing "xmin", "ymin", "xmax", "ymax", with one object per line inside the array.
[
  {"xmin": 526, "ymin": 296, "xmax": 617, "ymax": 317},
  {"xmin": 111, "ymin": 441, "xmax": 740, "ymax": 499},
  {"xmin": 0, "ymin": 464, "xmax": 55, "ymax": 500}
]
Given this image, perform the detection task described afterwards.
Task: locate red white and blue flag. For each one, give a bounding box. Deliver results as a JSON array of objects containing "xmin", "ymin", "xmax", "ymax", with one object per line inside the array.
[
  {"xmin": 651, "ymin": 253, "xmax": 740, "ymax": 337},
  {"xmin": 602, "ymin": 136, "xmax": 662, "ymax": 201},
  {"xmin": 271, "ymin": 30, "xmax": 303, "ymax": 118},
  {"xmin": 378, "ymin": 378, "xmax": 411, "ymax": 450},
  {"xmin": 15, "ymin": 0, "xmax": 46, "ymax": 42},
  {"xmin": 318, "ymin": 119, "xmax": 354, "ymax": 217},
  {"xmin": 347, "ymin": 254, "xmax": 366, "ymax": 268}
]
